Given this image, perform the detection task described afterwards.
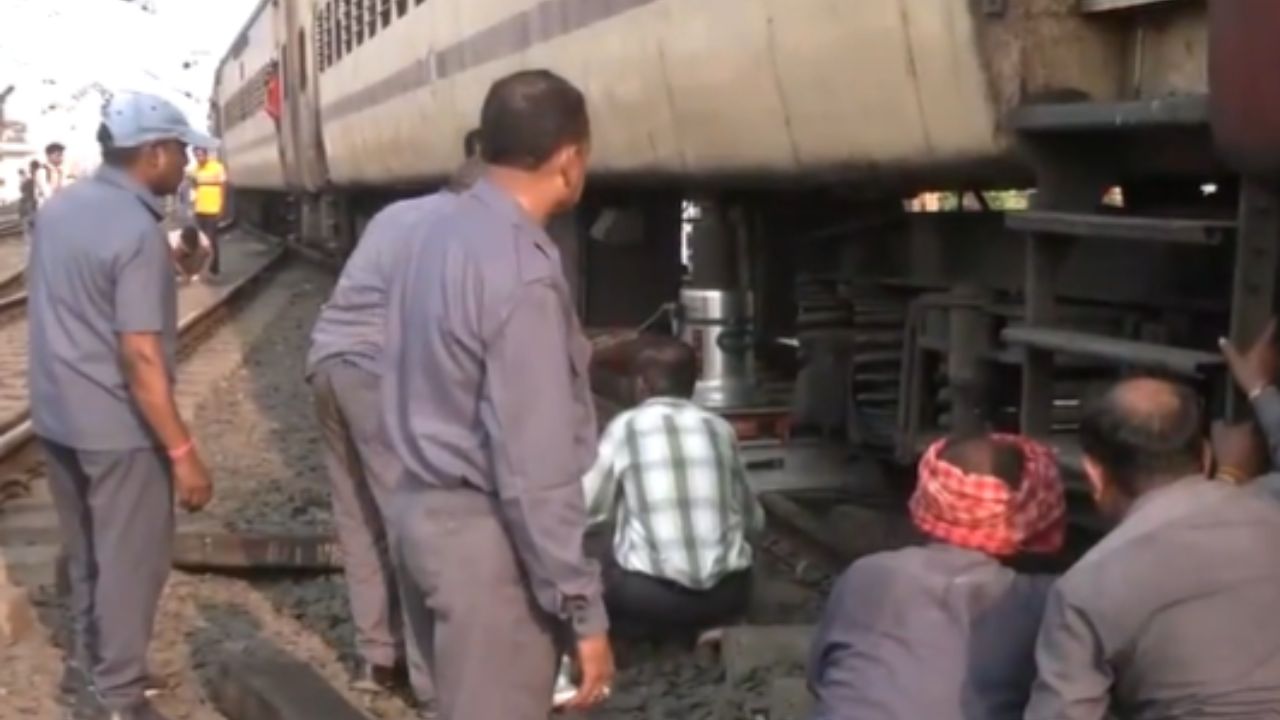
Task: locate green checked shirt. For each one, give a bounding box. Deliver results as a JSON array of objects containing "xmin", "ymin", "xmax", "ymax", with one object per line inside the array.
[{"xmin": 583, "ymin": 397, "xmax": 765, "ymax": 590}]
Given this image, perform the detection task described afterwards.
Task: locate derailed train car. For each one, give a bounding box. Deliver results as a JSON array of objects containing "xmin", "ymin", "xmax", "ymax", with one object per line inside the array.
[{"xmin": 214, "ymin": 0, "xmax": 1280, "ymax": 488}]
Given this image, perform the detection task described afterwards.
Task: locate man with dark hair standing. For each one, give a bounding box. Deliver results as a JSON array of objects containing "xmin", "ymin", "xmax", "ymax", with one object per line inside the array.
[
  {"xmin": 580, "ymin": 337, "xmax": 763, "ymax": 635},
  {"xmin": 382, "ymin": 70, "xmax": 614, "ymax": 720},
  {"xmin": 37, "ymin": 141, "xmax": 71, "ymax": 201},
  {"xmin": 18, "ymin": 162, "xmax": 38, "ymax": 252},
  {"xmin": 1025, "ymin": 376, "xmax": 1280, "ymax": 720},
  {"xmin": 29, "ymin": 92, "xmax": 216, "ymax": 720},
  {"xmin": 306, "ymin": 141, "xmax": 484, "ymax": 712}
]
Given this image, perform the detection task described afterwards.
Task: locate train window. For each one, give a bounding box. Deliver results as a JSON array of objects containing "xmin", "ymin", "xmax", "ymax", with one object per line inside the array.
[
  {"xmin": 314, "ymin": 11, "xmax": 324, "ymax": 72},
  {"xmin": 339, "ymin": 0, "xmax": 351, "ymax": 57},
  {"xmin": 396, "ymin": 0, "xmax": 408, "ymax": 16},
  {"xmin": 380, "ymin": 0, "xmax": 392, "ymax": 29},
  {"xmin": 324, "ymin": 2, "xmax": 335, "ymax": 67},
  {"xmin": 367, "ymin": 0, "xmax": 379, "ymax": 38},
  {"xmin": 353, "ymin": 0, "xmax": 365, "ymax": 45},
  {"xmin": 298, "ymin": 28, "xmax": 308, "ymax": 90}
]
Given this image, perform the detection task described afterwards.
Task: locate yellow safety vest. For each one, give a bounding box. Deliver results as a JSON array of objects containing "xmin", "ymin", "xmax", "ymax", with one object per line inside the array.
[{"xmin": 193, "ymin": 160, "xmax": 226, "ymax": 216}]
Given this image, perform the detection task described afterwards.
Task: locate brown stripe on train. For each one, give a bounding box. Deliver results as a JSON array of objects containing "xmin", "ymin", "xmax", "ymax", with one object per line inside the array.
[{"xmin": 321, "ymin": 0, "xmax": 660, "ymax": 124}]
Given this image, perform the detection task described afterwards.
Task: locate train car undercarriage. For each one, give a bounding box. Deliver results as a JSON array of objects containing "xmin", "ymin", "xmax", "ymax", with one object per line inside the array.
[{"xmin": 227, "ymin": 1, "xmax": 1280, "ymax": 561}]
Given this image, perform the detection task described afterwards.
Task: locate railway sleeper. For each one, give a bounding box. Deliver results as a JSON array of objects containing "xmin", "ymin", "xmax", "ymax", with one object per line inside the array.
[
  {"xmin": 170, "ymin": 530, "xmax": 341, "ymax": 573},
  {"xmin": 207, "ymin": 649, "xmax": 370, "ymax": 720}
]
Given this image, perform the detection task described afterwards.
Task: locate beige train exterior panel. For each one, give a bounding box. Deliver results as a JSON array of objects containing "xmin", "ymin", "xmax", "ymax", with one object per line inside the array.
[
  {"xmin": 215, "ymin": 0, "xmax": 285, "ymax": 190},
  {"xmin": 319, "ymin": 0, "xmax": 1009, "ymax": 186},
  {"xmin": 233, "ymin": 0, "xmax": 1210, "ymax": 190}
]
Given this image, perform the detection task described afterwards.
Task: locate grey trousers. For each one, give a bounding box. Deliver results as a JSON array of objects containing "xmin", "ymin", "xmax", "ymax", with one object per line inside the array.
[
  {"xmin": 311, "ymin": 359, "xmax": 430, "ymax": 691},
  {"xmin": 41, "ymin": 438, "xmax": 174, "ymax": 712},
  {"xmin": 390, "ymin": 486, "xmax": 559, "ymax": 720}
]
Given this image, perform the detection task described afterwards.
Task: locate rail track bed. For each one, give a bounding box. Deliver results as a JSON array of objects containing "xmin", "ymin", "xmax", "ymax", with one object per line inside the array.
[{"xmin": 0, "ymin": 233, "xmax": 895, "ymax": 720}]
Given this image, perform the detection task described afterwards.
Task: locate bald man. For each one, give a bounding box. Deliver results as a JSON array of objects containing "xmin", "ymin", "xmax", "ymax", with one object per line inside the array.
[{"xmin": 1026, "ymin": 377, "xmax": 1280, "ymax": 720}]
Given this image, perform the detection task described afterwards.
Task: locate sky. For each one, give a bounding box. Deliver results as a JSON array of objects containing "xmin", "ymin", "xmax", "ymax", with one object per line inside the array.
[{"xmin": 0, "ymin": 0, "xmax": 260, "ymax": 170}]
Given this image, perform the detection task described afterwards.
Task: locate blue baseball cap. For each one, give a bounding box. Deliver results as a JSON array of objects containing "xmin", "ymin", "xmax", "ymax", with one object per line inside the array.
[{"xmin": 100, "ymin": 91, "xmax": 218, "ymax": 149}]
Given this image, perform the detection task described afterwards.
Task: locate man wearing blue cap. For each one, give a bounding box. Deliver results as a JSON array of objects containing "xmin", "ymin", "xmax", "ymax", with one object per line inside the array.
[{"xmin": 28, "ymin": 91, "xmax": 217, "ymax": 720}]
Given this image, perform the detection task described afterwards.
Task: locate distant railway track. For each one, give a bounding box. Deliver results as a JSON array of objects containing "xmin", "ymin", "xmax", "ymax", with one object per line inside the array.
[{"xmin": 0, "ymin": 241, "xmax": 288, "ymax": 505}]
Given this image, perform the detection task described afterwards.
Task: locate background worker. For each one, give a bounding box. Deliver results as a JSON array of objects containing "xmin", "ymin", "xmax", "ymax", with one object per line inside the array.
[
  {"xmin": 167, "ymin": 226, "xmax": 212, "ymax": 284},
  {"xmin": 381, "ymin": 70, "xmax": 614, "ymax": 720},
  {"xmin": 36, "ymin": 141, "xmax": 72, "ymax": 201},
  {"xmin": 18, "ymin": 161, "xmax": 38, "ymax": 250},
  {"xmin": 28, "ymin": 92, "xmax": 216, "ymax": 720},
  {"xmin": 191, "ymin": 147, "xmax": 226, "ymax": 278}
]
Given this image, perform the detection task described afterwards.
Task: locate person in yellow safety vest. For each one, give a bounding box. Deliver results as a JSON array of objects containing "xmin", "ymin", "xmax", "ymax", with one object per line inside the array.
[{"xmin": 191, "ymin": 147, "xmax": 226, "ymax": 278}]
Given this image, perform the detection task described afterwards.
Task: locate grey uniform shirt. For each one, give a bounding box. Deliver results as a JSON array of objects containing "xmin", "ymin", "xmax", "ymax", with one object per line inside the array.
[
  {"xmin": 809, "ymin": 544, "xmax": 1054, "ymax": 720},
  {"xmin": 28, "ymin": 165, "xmax": 176, "ymax": 450},
  {"xmin": 381, "ymin": 179, "xmax": 606, "ymax": 636},
  {"xmin": 306, "ymin": 193, "xmax": 458, "ymax": 378},
  {"xmin": 1026, "ymin": 477, "xmax": 1280, "ymax": 720}
]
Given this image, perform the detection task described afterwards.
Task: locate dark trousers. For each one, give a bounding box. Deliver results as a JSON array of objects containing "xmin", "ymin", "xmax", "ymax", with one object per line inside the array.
[
  {"xmin": 605, "ymin": 565, "xmax": 752, "ymax": 637},
  {"xmin": 41, "ymin": 439, "xmax": 174, "ymax": 712},
  {"xmin": 310, "ymin": 361, "xmax": 413, "ymax": 671},
  {"xmin": 390, "ymin": 486, "xmax": 558, "ymax": 720},
  {"xmin": 586, "ymin": 528, "xmax": 752, "ymax": 637},
  {"xmin": 195, "ymin": 213, "xmax": 220, "ymax": 275}
]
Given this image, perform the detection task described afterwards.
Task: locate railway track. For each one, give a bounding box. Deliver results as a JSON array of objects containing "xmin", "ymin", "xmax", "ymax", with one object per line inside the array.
[
  {"xmin": 0, "ymin": 243, "xmax": 287, "ymax": 506},
  {"xmin": 0, "ymin": 236, "xmax": 340, "ymax": 720},
  {"xmin": 0, "ymin": 232, "xmax": 839, "ymax": 720}
]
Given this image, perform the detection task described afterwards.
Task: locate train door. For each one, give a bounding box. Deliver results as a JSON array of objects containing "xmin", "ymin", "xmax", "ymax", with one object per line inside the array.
[{"xmin": 274, "ymin": 0, "xmax": 329, "ymax": 192}]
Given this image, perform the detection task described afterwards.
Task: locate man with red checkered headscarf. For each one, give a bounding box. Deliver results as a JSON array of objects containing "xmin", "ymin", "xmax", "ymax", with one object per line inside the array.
[{"xmin": 807, "ymin": 432, "xmax": 1066, "ymax": 720}]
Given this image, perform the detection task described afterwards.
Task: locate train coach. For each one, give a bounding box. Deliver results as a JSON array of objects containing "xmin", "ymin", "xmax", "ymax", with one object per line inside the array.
[{"xmin": 213, "ymin": 0, "xmax": 1280, "ymax": 496}]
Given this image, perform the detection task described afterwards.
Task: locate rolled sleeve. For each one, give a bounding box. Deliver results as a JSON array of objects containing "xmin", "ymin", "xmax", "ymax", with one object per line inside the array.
[
  {"xmin": 481, "ymin": 280, "xmax": 607, "ymax": 637},
  {"xmin": 114, "ymin": 227, "xmax": 170, "ymax": 333},
  {"xmin": 1024, "ymin": 584, "xmax": 1113, "ymax": 720}
]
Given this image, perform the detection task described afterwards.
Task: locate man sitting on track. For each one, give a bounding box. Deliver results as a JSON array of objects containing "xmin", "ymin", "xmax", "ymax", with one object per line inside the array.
[
  {"xmin": 580, "ymin": 336, "xmax": 764, "ymax": 637},
  {"xmin": 808, "ymin": 432, "xmax": 1064, "ymax": 720}
]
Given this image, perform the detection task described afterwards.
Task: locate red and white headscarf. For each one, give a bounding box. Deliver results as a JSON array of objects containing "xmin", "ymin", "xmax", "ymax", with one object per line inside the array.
[{"xmin": 909, "ymin": 434, "xmax": 1066, "ymax": 557}]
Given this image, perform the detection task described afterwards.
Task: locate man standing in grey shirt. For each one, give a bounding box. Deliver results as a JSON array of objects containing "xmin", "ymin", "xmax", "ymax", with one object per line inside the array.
[
  {"xmin": 1026, "ymin": 377, "xmax": 1280, "ymax": 720},
  {"xmin": 29, "ymin": 92, "xmax": 216, "ymax": 720},
  {"xmin": 381, "ymin": 70, "xmax": 615, "ymax": 720},
  {"xmin": 305, "ymin": 131, "xmax": 481, "ymax": 714}
]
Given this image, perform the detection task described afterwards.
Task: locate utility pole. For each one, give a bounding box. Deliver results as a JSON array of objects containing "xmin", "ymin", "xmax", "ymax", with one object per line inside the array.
[{"xmin": 0, "ymin": 86, "xmax": 13, "ymax": 127}]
